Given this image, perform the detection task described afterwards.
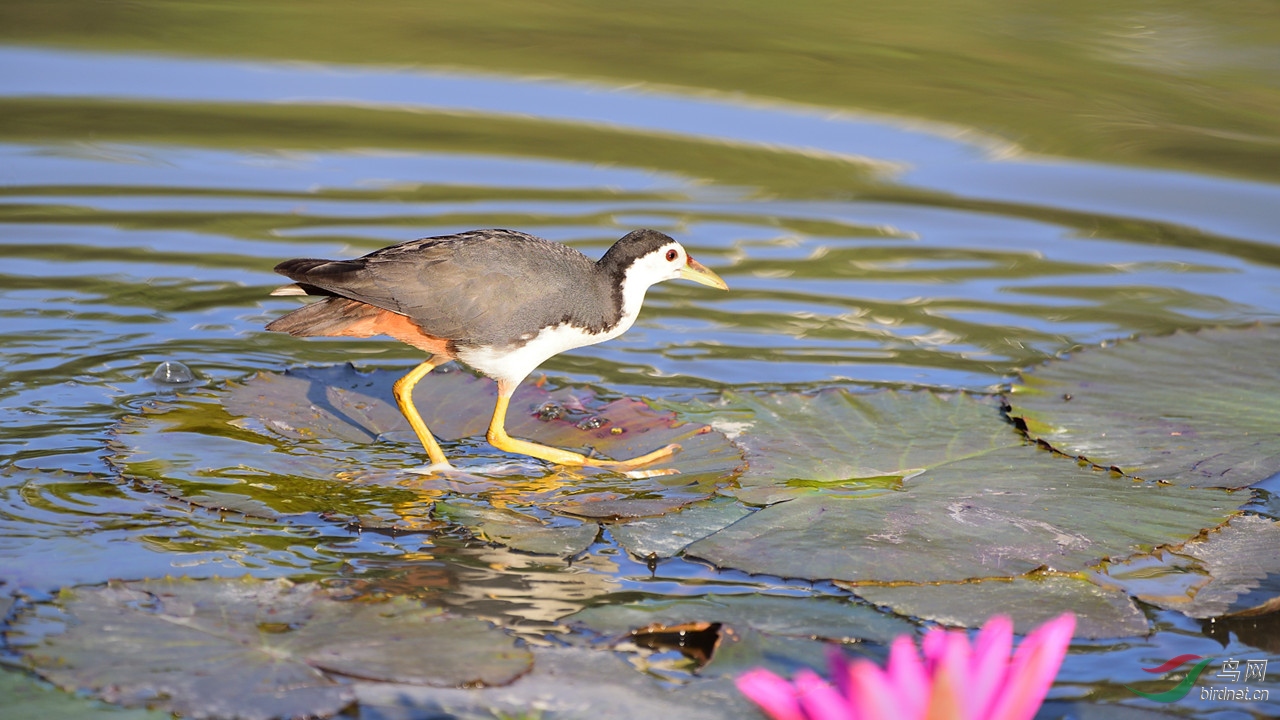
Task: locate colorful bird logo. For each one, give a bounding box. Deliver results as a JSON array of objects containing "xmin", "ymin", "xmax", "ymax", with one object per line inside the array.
[{"xmin": 1126, "ymin": 654, "xmax": 1214, "ymax": 702}]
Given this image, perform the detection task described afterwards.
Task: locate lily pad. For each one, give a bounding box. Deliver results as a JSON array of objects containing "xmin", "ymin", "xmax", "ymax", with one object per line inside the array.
[
  {"xmin": 11, "ymin": 577, "xmax": 531, "ymax": 720},
  {"xmin": 1101, "ymin": 513, "xmax": 1280, "ymax": 619},
  {"xmin": 845, "ymin": 574, "xmax": 1149, "ymax": 639},
  {"xmin": 1006, "ymin": 324, "xmax": 1280, "ymax": 488},
  {"xmin": 681, "ymin": 392, "xmax": 1233, "ymax": 584},
  {"xmin": 354, "ymin": 645, "xmax": 760, "ymax": 720},
  {"xmin": 0, "ymin": 669, "xmax": 170, "ymax": 720},
  {"xmin": 109, "ymin": 404, "xmax": 415, "ymax": 521},
  {"xmin": 694, "ymin": 624, "xmax": 847, "ymax": 679},
  {"xmin": 566, "ymin": 593, "xmax": 915, "ymax": 645},
  {"xmin": 109, "ymin": 364, "xmax": 741, "ymax": 537},
  {"xmin": 227, "ymin": 365, "xmax": 738, "ymax": 481},
  {"xmin": 609, "ymin": 497, "xmax": 752, "ymax": 559},
  {"xmin": 666, "ymin": 390, "xmax": 1015, "ymax": 504},
  {"xmin": 567, "ymin": 594, "xmax": 910, "ymax": 680}
]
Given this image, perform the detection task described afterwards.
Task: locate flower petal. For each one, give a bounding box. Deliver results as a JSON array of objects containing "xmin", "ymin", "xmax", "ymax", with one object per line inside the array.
[
  {"xmin": 885, "ymin": 635, "xmax": 929, "ymax": 718},
  {"xmin": 988, "ymin": 613, "xmax": 1076, "ymax": 720},
  {"xmin": 925, "ymin": 653, "xmax": 968, "ymax": 720},
  {"xmin": 924, "ymin": 631, "xmax": 973, "ymax": 720},
  {"xmin": 970, "ymin": 615, "xmax": 1013, "ymax": 716},
  {"xmin": 847, "ymin": 658, "xmax": 906, "ymax": 720},
  {"xmin": 795, "ymin": 669, "xmax": 854, "ymax": 720},
  {"xmin": 736, "ymin": 668, "xmax": 808, "ymax": 720},
  {"xmin": 827, "ymin": 647, "xmax": 854, "ymax": 700},
  {"xmin": 921, "ymin": 626, "xmax": 949, "ymax": 671}
]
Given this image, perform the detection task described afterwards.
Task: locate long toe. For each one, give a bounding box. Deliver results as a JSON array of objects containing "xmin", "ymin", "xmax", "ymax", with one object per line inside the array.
[
  {"xmin": 622, "ymin": 467, "xmax": 682, "ymax": 478},
  {"xmin": 589, "ymin": 442, "xmax": 681, "ymax": 471}
]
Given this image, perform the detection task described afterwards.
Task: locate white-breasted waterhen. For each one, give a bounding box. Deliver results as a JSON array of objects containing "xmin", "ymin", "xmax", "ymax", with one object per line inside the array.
[{"xmin": 266, "ymin": 228, "xmax": 727, "ymax": 471}]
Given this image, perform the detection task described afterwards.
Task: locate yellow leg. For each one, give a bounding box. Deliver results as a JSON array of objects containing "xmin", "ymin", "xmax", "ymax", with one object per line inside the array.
[
  {"xmin": 393, "ymin": 359, "xmax": 451, "ymax": 467},
  {"xmin": 486, "ymin": 381, "xmax": 679, "ymax": 470}
]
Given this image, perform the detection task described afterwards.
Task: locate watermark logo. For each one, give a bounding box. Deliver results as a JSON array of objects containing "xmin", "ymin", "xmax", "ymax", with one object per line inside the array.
[
  {"xmin": 1126, "ymin": 655, "xmax": 1269, "ymax": 703},
  {"xmin": 1126, "ymin": 654, "xmax": 1213, "ymax": 702}
]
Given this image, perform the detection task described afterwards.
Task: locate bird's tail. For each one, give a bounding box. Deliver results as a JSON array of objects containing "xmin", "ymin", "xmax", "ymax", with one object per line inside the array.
[{"xmin": 265, "ymin": 297, "xmax": 383, "ymax": 337}]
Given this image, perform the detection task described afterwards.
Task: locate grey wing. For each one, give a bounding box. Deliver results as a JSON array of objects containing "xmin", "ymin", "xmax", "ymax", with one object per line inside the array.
[
  {"xmin": 273, "ymin": 230, "xmax": 601, "ymax": 346},
  {"xmin": 377, "ymin": 233, "xmax": 605, "ymax": 346}
]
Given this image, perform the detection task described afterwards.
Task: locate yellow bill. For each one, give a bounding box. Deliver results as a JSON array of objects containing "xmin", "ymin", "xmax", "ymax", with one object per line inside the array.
[{"xmin": 680, "ymin": 256, "xmax": 729, "ymax": 290}]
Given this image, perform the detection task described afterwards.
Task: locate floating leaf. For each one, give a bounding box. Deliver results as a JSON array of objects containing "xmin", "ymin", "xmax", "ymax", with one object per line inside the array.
[
  {"xmin": 568, "ymin": 595, "xmax": 904, "ymax": 680},
  {"xmin": 110, "ymin": 365, "xmax": 741, "ymax": 537},
  {"xmin": 226, "ymin": 365, "xmax": 738, "ymax": 480},
  {"xmin": 565, "ymin": 593, "xmax": 915, "ymax": 645},
  {"xmin": 109, "ymin": 403, "xmax": 412, "ymax": 521},
  {"xmin": 354, "ymin": 645, "xmax": 760, "ymax": 720},
  {"xmin": 846, "ymin": 574, "xmax": 1148, "ymax": 639},
  {"xmin": 682, "ymin": 392, "xmax": 1233, "ymax": 584},
  {"xmin": 694, "ymin": 624, "xmax": 842, "ymax": 679},
  {"xmin": 665, "ymin": 390, "xmax": 1014, "ymax": 504},
  {"xmin": 12, "ymin": 577, "xmax": 531, "ymax": 720},
  {"xmin": 1006, "ymin": 325, "xmax": 1280, "ymax": 488},
  {"xmin": 0, "ymin": 669, "xmax": 170, "ymax": 720},
  {"xmin": 1101, "ymin": 514, "xmax": 1280, "ymax": 619},
  {"xmin": 609, "ymin": 497, "xmax": 751, "ymax": 559}
]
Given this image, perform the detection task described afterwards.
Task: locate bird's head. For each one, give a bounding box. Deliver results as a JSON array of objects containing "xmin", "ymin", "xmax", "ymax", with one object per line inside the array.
[{"xmin": 603, "ymin": 229, "xmax": 728, "ymax": 292}]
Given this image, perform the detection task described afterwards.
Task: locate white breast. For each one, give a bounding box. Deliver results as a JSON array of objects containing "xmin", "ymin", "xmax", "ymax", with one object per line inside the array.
[
  {"xmin": 456, "ymin": 270, "xmax": 652, "ymax": 387},
  {"xmin": 457, "ymin": 313, "xmax": 636, "ymax": 386}
]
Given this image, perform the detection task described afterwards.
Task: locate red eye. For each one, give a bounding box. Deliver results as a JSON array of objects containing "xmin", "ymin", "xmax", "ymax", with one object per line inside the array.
[{"xmin": 666, "ymin": 249, "xmax": 678, "ymax": 261}]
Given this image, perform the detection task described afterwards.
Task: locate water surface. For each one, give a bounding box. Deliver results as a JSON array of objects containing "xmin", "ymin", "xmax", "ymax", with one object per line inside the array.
[{"xmin": 2, "ymin": 2, "xmax": 1279, "ymax": 717}]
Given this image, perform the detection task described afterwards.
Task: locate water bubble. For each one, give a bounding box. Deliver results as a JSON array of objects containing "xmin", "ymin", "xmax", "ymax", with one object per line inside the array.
[
  {"xmin": 150, "ymin": 360, "xmax": 195, "ymax": 384},
  {"xmin": 535, "ymin": 402, "xmax": 565, "ymax": 421},
  {"xmin": 576, "ymin": 415, "xmax": 607, "ymax": 430}
]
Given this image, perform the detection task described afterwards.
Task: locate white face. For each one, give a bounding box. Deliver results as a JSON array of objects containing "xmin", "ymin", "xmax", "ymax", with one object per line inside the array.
[{"xmin": 623, "ymin": 241, "xmax": 688, "ymax": 288}]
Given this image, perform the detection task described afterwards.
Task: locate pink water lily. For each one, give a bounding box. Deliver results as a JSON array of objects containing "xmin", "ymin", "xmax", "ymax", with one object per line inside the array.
[{"xmin": 736, "ymin": 612, "xmax": 1075, "ymax": 720}]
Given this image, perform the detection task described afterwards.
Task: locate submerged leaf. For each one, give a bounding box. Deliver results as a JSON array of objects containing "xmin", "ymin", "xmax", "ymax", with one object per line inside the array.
[
  {"xmin": 12, "ymin": 578, "xmax": 531, "ymax": 720},
  {"xmin": 434, "ymin": 500, "xmax": 599, "ymax": 556},
  {"xmin": 1006, "ymin": 324, "xmax": 1280, "ymax": 488}
]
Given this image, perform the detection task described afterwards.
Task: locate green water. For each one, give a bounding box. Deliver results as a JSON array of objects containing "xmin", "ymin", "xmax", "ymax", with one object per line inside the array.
[{"xmin": 2, "ymin": 1, "xmax": 1279, "ymax": 718}]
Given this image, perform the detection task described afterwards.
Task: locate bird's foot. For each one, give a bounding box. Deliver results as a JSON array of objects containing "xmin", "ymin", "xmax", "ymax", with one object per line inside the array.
[
  {"xmin": 486, "ymin": 424, "xmax": 682, "ymax": 475},
  {"xmin": 620, "ymin": 466, "xmax": 681, "ymax": 479},
  {"xmin": 582, "ymin": 442, "xmax": 682, "ymax": 475},
  {"xmin": 403, "ymin": 460, "xmax": 456, "ymax": 476}
]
